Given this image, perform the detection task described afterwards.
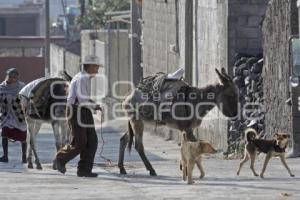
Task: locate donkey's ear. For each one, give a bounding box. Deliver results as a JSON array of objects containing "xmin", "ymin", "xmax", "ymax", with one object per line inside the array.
[
  {"xmin": 221, "ymin": 68, "xmax": 232, "ymax": 81},
  {"xmin": 221, "ymin": 68, "xmax": 227, "ymax": 74},
  {"xmin": 59, "ymin": 70, "xmax": 72, "ymax": 82},
  {"xmin": 215, "ymin": 68, "xmax": 229, "ymax": 84}
]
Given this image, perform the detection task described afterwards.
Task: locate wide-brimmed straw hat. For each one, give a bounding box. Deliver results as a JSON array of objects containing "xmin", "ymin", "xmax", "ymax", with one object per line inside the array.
[{"xmin": 82, "ymin": 55, "xmax": 101, "ymax": 66}]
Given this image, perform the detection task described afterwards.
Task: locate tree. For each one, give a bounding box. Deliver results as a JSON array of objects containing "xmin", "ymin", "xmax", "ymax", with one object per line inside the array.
[{"xmin": 77, "ymin": 0, "xmax": 130, "ymax": 29}]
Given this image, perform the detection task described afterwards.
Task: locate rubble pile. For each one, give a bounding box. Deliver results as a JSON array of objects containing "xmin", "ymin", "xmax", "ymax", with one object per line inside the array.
[{"xmin": 227, "ymin": 53, "xmax": 265, "ymax": 157}]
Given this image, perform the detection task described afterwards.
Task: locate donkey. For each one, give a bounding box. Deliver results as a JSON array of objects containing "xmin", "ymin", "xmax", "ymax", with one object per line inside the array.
[
  {"xmin": 119, "ymin": 68, "xmax": 239, "ymax": 176},
  {"xmin": 24, "ymin": 75, "xmax": 71, "ymax": 170}
]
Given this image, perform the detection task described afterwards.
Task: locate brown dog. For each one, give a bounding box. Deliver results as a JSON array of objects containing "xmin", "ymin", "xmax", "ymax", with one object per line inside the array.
[
  {"xmin": 181, "ymin": 133, "xmax": 217, "ymax": 184},
  {"xmin": 237, "ymin": 128, "xmax": 294, "ymax": 178}
]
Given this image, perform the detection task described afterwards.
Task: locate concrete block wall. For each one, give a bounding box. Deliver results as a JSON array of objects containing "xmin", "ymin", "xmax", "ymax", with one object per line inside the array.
[
  {"xmin": 194, "ymin": 0, "xmax": 268, "ymax": 150},
  {"xmin": 194, "ymin": 0, "xmax": 229, "ymax": 150},
  {"xmin": 228, "ymin": 0, "xmax": 268, "ymax": 70},
  {"xmin": 262, "ymin": 0, "xmax": 298, "ymax": 136},
  {"xmin": 141, "ymin": 0, "xmax": 186, "ymax": 143},
  {"xmin": 81, "ymin": 30, "xmax": 131, "ymax": 98},
  {"xmin": 50, "ymin": 43, "xmax": 81, "ymax": 78},
  {"xmin": 141, "ymin": 0, "xmax": 269, "ymax": 151},
  {"xmin": 142, "ymin": 0, "xmax": 182, "ymax": 76}
]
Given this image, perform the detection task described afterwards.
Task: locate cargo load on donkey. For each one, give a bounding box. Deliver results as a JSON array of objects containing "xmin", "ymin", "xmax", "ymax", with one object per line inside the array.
[{"xmin": 132, "ymin": 68, "xmax": 189, "ymax": 123}]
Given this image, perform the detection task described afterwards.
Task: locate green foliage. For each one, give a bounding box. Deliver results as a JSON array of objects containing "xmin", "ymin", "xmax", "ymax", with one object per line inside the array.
[{"xmin": 77, "ymin": 0, "xmax": 130, "ymax": 29}]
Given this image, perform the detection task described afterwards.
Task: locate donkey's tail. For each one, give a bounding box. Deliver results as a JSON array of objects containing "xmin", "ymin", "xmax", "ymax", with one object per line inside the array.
[
  {"xmin": 245, "ymin": 128, "xmax": 258, "ymax": 142},
  {"xmin": 127, "ymin": 121, "xmax": 134, "ymax": 153}
]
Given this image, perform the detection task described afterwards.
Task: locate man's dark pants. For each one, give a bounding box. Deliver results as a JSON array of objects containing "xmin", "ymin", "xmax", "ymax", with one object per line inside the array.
[{"xmin": 56, "ymin": 105, "xmax": 98, "ymax": 173}]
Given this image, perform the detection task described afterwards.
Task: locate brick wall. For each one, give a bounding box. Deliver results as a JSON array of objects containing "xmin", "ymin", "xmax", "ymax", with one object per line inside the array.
[
  {"xmin": 262, "ymin": 0, "xmax": 299, "ymax": 136},
  {"xmin": 0, "ymin": 57, "xmax": 44, "ymax": 83}
]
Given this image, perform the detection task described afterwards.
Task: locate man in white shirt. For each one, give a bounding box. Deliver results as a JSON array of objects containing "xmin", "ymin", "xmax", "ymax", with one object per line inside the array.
[{"xmin": 55, "ymin": 55, "xmax": 102, "ymax": 178}]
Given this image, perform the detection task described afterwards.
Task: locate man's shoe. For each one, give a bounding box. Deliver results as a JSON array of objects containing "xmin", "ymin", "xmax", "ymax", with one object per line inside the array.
[
  {"xmin": 77, "ymin": 171, "xmax": 98, "ymax": 178},
  {"xmin": 55, "ymin": 159, "xmax": 66, "ymax": 174},
  {"xmin": 0, "ymin": 156, "xmax": 8, "ymax": 163}
]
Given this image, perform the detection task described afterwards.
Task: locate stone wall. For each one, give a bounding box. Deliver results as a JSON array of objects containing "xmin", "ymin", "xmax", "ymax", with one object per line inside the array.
[{"xmin": 262, "ymin": 0, "xmax": 299, "ymax": 136}]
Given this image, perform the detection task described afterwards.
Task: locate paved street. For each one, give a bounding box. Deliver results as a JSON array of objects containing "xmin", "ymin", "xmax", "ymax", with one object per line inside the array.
[{"xmin": 0, "ymin": 120, "xmax": 300, "ymax": 200}]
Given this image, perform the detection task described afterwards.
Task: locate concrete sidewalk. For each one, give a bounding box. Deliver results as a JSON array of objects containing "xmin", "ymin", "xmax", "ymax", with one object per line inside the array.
[{"xmin": 0, "ymin": 120, "xmax": 300, "ymax": 200}]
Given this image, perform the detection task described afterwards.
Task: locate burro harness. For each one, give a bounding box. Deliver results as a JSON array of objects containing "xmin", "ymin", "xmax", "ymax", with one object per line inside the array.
[{"xmin": 136, "ymin": 72, "xmax": 189, "ymax": 122}]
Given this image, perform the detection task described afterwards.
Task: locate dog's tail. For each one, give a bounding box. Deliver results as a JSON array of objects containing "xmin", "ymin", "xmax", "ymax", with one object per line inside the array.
[
  {"xmin": 245, "ymin": 128, "xmax": 258, "ymax": 142},
  {"xmin": 127, "ymin": 121, "xmax": 134, "ymax": 153},
  {"xmin": 182, "ymin": 132, "xmax": 188, "ymax": 142}
]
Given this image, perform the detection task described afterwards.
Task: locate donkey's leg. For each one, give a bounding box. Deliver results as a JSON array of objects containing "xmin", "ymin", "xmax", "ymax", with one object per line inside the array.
[
  {"xmin": 61, "ymin": 121, "xmax": 70, "ymax": 145},
  {"xmin": 26, "ymin": 119, "xmax": 34, "ymax": 169},
  {"xmin": 30, "ymin": 121, "xmax": 42, "ymax": 170},
  {"xmin": 118, "ymin": 132, "xmax": 129, "ymax": 175},
  {"xmin": 185, "ymin": 128, "xmax": 197, "ymax": 142},
  {"xmin": 51, "ymin": 120, "xmax": 62, "ymax": 170},
  {"xmin": 51, "ymin": 121, "xmax": 62, "ymax": 151},
  {"xmin": 131, "ymin": 120, "xmax": 157, "ymax": 176}
]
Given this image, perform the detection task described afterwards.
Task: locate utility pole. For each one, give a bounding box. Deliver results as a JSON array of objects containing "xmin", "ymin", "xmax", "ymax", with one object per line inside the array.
[
  {"xmin": 185, "ymin": 0, "xmax": 193, "ymax": 85},
  {"xmin": 131, "ymin": 0, "xmax": 143, "ymax": 87},
  {"xmin": 45, "ymin": 0, "xmax": 50, "ymax": 77}
]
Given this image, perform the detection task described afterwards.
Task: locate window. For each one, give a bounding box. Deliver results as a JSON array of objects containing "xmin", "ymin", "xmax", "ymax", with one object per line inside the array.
[{"xmin": 292, "ymin": 38, "xmax": 300, "ymax": 76}]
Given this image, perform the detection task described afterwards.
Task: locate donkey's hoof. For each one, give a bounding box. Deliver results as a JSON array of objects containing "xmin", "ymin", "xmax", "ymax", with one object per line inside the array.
[
  {"xmin": 52, "ymin": 160, "xmax": 57, "ymax": 170},
  {"xmin": 150, "ymin": 170, "xmax": 157, "ymax": 176},
  {"xmin": 28, "ymin": 163, "xmax": 33, "ymax": 169},
  {"xmin": 36, "ymin": 164, "xmax": 43, "ymax": 170},
  {"xmin": 120, "ymin": 168, "xmax": 127, "ymax": 175}
]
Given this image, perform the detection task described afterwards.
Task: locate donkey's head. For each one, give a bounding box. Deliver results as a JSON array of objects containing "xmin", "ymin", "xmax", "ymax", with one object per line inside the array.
[{"xmin": 215, "ymin": 68, "xmax": 238, "ymax": 118}]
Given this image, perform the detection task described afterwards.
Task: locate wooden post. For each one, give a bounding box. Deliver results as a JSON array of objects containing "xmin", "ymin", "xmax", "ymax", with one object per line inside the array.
[
  {"xmin": 45, "ymin": 0, "xmax": 50, "ymax": 77},
  {"xmin": 185, "ymin": 0, "xmax": 193, "ymax": 84},
  {"xmin": 131, "ymin": 0, "xmax": 143, "ymax": 87}
]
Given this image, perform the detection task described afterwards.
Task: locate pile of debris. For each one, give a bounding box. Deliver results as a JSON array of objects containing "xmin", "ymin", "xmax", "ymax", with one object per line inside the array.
[{"xmin": 227, "ymin": 53, "xmax": 265, "ymax": 157}]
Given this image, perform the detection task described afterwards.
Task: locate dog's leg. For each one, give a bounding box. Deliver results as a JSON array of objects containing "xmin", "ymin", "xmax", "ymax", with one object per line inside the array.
[
  {"xmin": 237, "ymin": 152, "xmax": 249, "ymax": 176},
  {"xmin": 279, "ymin": 155, "xmax": 295, "ymax": 177},
  {"xmin": 249, "ymin": 153, "xmax": 259, "ymax": 177},
  {"xmin": 196, "ymin": 158, "xmax": 205, "ymax": 179},
  {"xmin": 182, "ymin": 159, "xmax": 187, "ymax": 181},
  {"xmin": 187, "ymin": 161, "xmax": 195, "ymax": 184},
  {"xmin": 260, "ymin": 152, "xmax": 272, "ymax": 178}
]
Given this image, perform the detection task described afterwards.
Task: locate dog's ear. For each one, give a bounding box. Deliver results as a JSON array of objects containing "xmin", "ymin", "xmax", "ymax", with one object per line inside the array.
[{"xmin": 274, "ymin": 133, "xmax": 279, "ymax": 138}]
